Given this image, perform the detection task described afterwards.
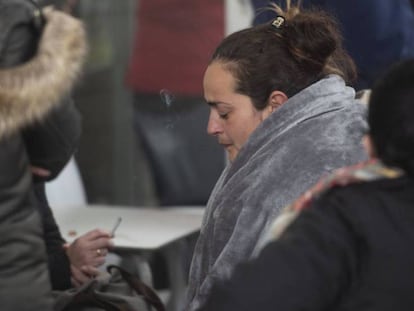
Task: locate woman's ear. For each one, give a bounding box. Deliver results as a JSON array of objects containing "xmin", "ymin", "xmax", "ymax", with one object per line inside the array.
[
  {"xmin": 261, "ymin": 91, "xmax": 288, "ymax": 119},
  {"xmin": 270, "ymin": 90, "xmax": 288, "ymax": 110}
]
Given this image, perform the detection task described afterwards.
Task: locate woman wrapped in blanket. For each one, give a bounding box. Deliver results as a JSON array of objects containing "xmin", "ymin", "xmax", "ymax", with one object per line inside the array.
[
  {"xmin": 185, "ymin": 1, "xmax": 368, "ymax": 310},
  {"xmin": 198, "ymin": 57, "xmax": 414, "ymax": 311}
]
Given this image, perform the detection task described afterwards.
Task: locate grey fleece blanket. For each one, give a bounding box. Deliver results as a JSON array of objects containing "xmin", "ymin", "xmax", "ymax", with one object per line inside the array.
[{"xmin": 186, "ymin": 75, "xmax": 368, "ymax": 310}]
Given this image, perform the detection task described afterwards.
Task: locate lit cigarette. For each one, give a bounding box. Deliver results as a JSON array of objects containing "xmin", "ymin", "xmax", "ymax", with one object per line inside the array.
[{"xmin": 111, "ymin": 217, "xmax": 122, "ymax": 237}]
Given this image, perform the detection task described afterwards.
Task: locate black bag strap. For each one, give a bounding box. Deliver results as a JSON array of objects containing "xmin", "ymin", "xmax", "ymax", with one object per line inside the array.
[{"xmin": 107, "ymin": 265, "xmax": 166, "ymax": 311}]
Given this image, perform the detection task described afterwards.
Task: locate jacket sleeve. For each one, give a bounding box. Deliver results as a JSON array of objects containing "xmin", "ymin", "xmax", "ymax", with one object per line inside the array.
[
  {"xmin": 199, "ymin": 191, "xmax": 357, "ymax": 311},
  {"xmin": 23, "ymin": 97, "xmax": 82, "ymax": 181},
  {"xmin": 34, "ymin": 183, "xmax": 72, "ymax": 290}
]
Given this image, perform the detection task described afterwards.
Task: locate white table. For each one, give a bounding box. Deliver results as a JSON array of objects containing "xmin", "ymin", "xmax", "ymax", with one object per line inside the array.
[
  {"xmin": 53, "ymin": 204, "xmax": 205, "ymax": 250},
  {"xmin": 52, "ymin": 204, "xmax": 205, "ymax": 311}
]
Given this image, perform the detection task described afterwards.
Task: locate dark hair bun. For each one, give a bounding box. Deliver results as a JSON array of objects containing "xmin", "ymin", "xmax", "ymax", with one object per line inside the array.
[{"xmin": 284, "ymin": 10, "xmax": 341, "ymax": 71}]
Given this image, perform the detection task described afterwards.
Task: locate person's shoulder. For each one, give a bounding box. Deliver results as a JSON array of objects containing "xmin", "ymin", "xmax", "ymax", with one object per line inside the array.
[
  {"xmin": 316, "ymin": 176, "xmax": 413, "ymax": 212},
  {"xmin": 333, "ymin": 175, "xmax": 412, "ymax": 193}
]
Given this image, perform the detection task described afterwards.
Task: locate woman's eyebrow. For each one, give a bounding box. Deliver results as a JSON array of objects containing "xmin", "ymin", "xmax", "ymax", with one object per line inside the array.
[{"xmin": 206, "ymin": 101, "xmax": 232, "ymax": 107}]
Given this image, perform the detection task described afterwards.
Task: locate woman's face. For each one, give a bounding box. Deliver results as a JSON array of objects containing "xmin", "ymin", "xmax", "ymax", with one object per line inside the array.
[{"xmin": 203, "ymin": 62, "xmax": 268, "ymax": 162}]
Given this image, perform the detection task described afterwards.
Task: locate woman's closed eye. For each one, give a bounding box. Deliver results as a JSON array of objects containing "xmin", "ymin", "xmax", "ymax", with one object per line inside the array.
[
  {"xmin": 217, "ymin": 107, "xmax": 231, "ymax": 120},
  {"xmin": 219, "ymin": 112, "xmax": 229, "ymax": 120}
]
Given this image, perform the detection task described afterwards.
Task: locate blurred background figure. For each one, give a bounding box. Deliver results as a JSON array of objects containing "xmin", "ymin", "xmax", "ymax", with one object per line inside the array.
[
  {"xmin": 64, "ymin": 0, "xmax": 228, "ymax": 209},
  {"xmin": 251, "ymin": 0, "xmax": 414, "ymax": 90},
  {"xmin": 124, "ymin": 0, "xmax": 226, "ymax": 206}
]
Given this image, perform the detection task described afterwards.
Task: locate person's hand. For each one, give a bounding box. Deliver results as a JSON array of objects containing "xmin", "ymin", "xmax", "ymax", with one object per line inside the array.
[
  {"xmin": 70, "ymin": 264, "xmax": 100, "ymax": 288},
  {"xmin": 64, "ymin": 229, "xmax": 114, "ymax": 269}
]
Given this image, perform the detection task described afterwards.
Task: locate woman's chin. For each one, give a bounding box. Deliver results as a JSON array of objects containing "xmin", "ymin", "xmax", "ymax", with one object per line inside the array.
[{"xmin": 226, "ymin": 150, "xmax": 237, "ymax": 163}]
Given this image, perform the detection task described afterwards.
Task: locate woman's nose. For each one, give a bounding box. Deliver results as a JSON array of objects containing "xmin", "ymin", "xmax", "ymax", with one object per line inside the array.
[{"xmin": 207, "ymin": 112, "xmax": 222, "ymax": 136}]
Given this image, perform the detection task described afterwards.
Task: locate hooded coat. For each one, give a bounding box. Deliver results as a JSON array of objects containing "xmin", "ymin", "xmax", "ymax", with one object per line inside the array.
[
  {"xmin": 0, "ymin": 1, "xmax": 86, "ymax": 309},
  {"xmin": 186, "ymin": 75, "xmax": 368, "ymax": 310}
]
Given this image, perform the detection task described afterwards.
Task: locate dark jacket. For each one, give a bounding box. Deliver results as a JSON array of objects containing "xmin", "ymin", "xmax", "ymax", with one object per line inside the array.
[
  {"xmin": 0, "ymin": 0, "xmax": 86, "ymax": 307},
  {"xmin": 200, "ymin": 176, "xmax": 414, "ymax": 311},
  {"xmin": 251, "ymin": 0, "xmax": 414, "ymax": 90}
]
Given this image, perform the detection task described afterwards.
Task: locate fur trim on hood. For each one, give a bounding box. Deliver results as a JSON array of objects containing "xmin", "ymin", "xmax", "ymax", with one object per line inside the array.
[{"xmin": 0, "ymin": 8, "xmax": 87, "ymax": 139}]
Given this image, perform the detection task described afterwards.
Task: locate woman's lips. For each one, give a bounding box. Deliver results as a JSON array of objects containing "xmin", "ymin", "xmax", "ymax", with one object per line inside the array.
[{"xmin": 220, "ymin": 143, "xmax": 232, "ymax": 148}]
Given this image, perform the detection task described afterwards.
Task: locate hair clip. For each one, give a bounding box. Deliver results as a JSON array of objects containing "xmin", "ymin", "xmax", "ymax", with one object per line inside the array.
[{"xmin": 271, "ymin": 16, "xmax": 285, "ymax": 29}]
